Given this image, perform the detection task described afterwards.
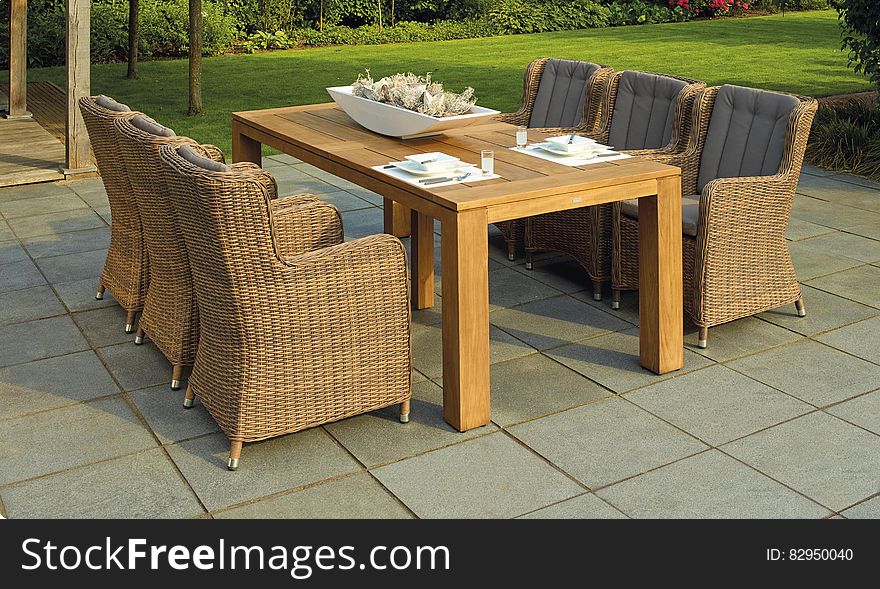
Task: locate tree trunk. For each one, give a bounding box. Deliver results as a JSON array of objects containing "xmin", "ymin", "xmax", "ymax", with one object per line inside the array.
[
  {"xmin": 320, "ymin": 0, "xmax": 323, "ymax": 33},
  {"xmin": 378, "ymin": 1, "xmax": 382, "ymax": 32},
  {"xmin": 127, "ymin": 0, "xmax": 139, "ymax": 79},
  {"xmin": 188, "ymin": 0, "xmax": 202, "ymax": 115}
]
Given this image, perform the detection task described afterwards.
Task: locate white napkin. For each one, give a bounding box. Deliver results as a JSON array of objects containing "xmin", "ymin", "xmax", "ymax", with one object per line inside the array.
[{"xmin": 511, "ymin": 145, "xmax": 631, "ymax": 167}]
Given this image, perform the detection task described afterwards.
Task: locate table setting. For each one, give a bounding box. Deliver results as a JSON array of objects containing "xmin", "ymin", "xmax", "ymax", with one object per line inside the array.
[
  {"xmin": 372, "ymin": 151, "xmax": 501, "ymax": 188},
  {"xmin": 510, "ymin": 129, "xmax": 631, "ymax": 166}
]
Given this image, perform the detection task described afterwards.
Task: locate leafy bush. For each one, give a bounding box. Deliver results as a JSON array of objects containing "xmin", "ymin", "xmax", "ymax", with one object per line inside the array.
[
  {"xmin": 832, "ymin": 0, "xmax": 880, "ymax": 92},
  {"xmin": 487, "ymin": 0, "xmax": 611, "ymax": 34},
  {"xmin": 807, "ymin": 97, "xmax": 880, "ymax": 180},
  {"xmin": 606, "ymin": 1, "xmax": 689, "ymax": 25}
]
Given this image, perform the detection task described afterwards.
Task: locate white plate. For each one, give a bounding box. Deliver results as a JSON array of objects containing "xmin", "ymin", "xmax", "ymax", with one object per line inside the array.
[
  {"xmin": 545, "ymin": 135, "xmax": 596, "ymax": 152},
  {"xmin": 533, "ymin": 142, "xmax": 600, "ymax": 157},
  {"xmin": 403, "ymin": 152, "xmax": 461, "ymax": 173},
  {"xmin": 391, "ymin": 160, "xmax": 477, "ymax": 176}
]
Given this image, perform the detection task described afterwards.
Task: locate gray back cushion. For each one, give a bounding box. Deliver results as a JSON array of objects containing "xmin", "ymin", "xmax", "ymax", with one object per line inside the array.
[
  {"xmin": 177, "ymin": 145, "xmax": 230, "ymax": 173},
  {"xmin": 529, "ymin": 59, "xmax": 601, "ymax": 129},
  {"xmin": 132, "ymin": 115, "xmax": 175, "ymax": 137},
  {"xmin": 608, "ymin": 71, "xmax": 688, "ymax": 151},
  {"xmin": 95, "ymin": 95, "xmax": 130, "ymax": 113},
  {"xmin": 697, "ymin": 84, "xmax": 799, "ymax": 193}
]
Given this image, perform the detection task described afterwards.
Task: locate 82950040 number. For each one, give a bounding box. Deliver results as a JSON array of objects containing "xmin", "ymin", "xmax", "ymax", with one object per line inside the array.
[{"xmin": 789, "ymin": 549, "xmax": 853, "ymax": 561}]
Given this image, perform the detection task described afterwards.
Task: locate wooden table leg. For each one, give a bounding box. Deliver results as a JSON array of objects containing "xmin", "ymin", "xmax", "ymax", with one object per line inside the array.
[
  {"xmin": 411, "ymin": 209, "xmax": 435, "ymax": 310},
  {"xmin": 441, "ymin": 208, "xmax": 490, "ymax": 431},
  {"xmin": 638, "ymin": 175, "xmax": 684, "ymax": 374},
  {"xmin": 232, "ymin": 120, "xmax": 262, "ymax": 165},
  {"xmin": 384, "ymin": 198, "xmax": 412, "ymax": 238}
]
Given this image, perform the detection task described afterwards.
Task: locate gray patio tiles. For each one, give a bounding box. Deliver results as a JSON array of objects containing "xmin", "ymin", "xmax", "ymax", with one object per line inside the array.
[
  {"xmin": 815, "ymin": 316, "xmax": 880, "ymax": 365},
  {"xmin": 21, "ymin": 226, "xmax": 110, "ymax": 259},
  {"xmin": 0, "ymin": 315, "xmax": 90, "ymax": 368},
  {"xmin": 841, "ymin": 496, "xmax": 880, "ymax": 519},
  {"xmin": 825, "ymin": 390, "xmax": 880, "ymax": 437},
  {"xmin": 0, "ymin": 285, "xmax": 66, "ymax": 326},
  {"xmin": 806, "ymin": 264, "xmax": 880, "ymax": 309},
  {"xmin": 758, "ymin": 284, "xmax": 879, "ymax": 336},
  {"xmin": 518, "ymin": 493, "xmax": 627, "ymax": 519}
]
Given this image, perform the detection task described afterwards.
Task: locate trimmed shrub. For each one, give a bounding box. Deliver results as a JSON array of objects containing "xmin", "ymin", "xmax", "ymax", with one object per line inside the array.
[{"xmin": 807, "ymin": 97, "xmax": 880, "ymax": 180}]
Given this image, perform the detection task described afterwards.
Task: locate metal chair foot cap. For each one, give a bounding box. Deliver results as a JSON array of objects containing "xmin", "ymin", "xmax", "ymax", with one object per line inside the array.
[
  {"xmin": 593, "ymin": 292, "xmax": 602, "ymax": 301},
  {"xmin": 797, "ymin": 309, "xmax": 806, "ymax": 317},
  {"xmin": 227, "ymin": 458, "xmax": 240, "ymax": 471},
  {"xmin": 697, "ymin": 339, "xmax": 708, "ymax": 349},
  {"xmin": 525, "ymin": 262, "xmax": 533, "ymax": 270},
  {"xmin": 171, "ymin": 379, "xmax": 181, "ymax": 391},
  {"xmin": 95, "ymin": 291, "xmax": 104, "ymax": 300},
  {"xmin": 134, "ymin": 335, "xmax": 144, "ymax": 345},
  {"xmin": 399, "ymin": 413, "xmax": 410, "ymax": 424},
  {"xmin": 124, "ymin": 324, "xmax": 134, "ymax": 334},
  {"xmin": 611, "ymin": 302, "xmax": 620, "ymax": 310},
  {"xmin": 507, "ymin": 253, "xmax": 516, "ymax": 261},
  {"xmin": 183, "ymin": 398, "xmax": 194, "ymax": 409}
]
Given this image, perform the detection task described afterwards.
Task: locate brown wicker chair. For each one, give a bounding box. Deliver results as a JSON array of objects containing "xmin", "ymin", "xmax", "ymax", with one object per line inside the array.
[
  {"xmin": 611, "ymin": 85, "xmax": 818, "ymax": 348},
  {"xmin": 495, "ymin": 58, "xmax": 615, "ymax": 261},
  {"xmin": 523, "ymin": 71, "xmax": 705, "ymax": 301},
  {"xmin": 159, "ymin": 144, "xmax": 412, "ymax": 470},
  {"xmin": 78, "ymin": 95, "xmax": 145, "ymax": 332},
  {"xmin": 115, "ymin": 116, "xmax": 322, "ymax": 390}
]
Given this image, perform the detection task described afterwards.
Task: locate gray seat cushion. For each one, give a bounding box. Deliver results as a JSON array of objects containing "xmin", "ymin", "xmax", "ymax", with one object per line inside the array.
[
  {"xmin": 131, "ymin": 114, "xmax": 175, "ymax": 137},
  {"xmin": 608, "ymin": 71, "xmax": 689, "ymax": 151},
  {"xmin": 177, "ymin": 145, "xmax": 230, "ymax": 173},
  {"xmin": 621, "ymin": 194, "xmax": 701, "ymax": 237},
  {"xmin": 95, "ymin": 95, "xmax": 130, "ymax": 113},
  {"xmin": 697, "ymin": 84, "xmax": 799, "ymax": 193},
  {"xmin": 529, "ymin": 59, "xmax": 601, "ymax": 129}
]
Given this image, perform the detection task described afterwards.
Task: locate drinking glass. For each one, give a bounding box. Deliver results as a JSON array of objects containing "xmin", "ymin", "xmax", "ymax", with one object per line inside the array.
[
  {"xmin": 516, "ymin": 126, "xmax": 528, "ymax": 149},
  {"xmin": 481, "ymin": 150, "xmax": 494, "ymax": 175}
]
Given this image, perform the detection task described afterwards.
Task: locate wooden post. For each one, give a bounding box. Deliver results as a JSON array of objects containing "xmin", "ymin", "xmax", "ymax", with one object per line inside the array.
[
  {"xmin": 65, "ymin": 0, "xmax": 94, "ymax": 174},
  {"xmin": 5, "ymin": 0, "xmax": 31, "ymax": 119}
]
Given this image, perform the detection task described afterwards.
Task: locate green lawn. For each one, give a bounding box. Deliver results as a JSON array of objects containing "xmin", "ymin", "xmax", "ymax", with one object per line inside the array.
[{"xmin": 30, "ymin": 10, "xmax": 871, "ymax": 155}]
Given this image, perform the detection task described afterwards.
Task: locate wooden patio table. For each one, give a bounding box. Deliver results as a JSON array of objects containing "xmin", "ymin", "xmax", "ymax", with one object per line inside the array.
[{"xmin": 232, "ymin": 103, "xmax": 684, "ymax": 432}]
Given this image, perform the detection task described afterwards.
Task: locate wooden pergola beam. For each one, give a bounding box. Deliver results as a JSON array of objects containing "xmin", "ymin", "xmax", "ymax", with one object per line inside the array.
[
  {"xmin": 5, "ymin": 0, "xmax": 32, "ymax": 119},
  {"xmin": 64, "ymin": 0, "xmax": 93, "ymax": 174}
]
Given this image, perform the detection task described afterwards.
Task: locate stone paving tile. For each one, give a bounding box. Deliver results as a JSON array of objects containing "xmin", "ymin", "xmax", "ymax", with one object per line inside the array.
[
  {"xmin": 722, "ymin": 412, "xmax": 880, "ymax": 512},
  {"xmin": 597, "ymin": 450, "xmax": 831, "ymax": 518},
  {"xmin": 0, "ymin": 220, "xmax": 13, "ymax": 242},
  {"xmin": 825, "ymin": 391, "xmax": 880, "ymax": 436},
  {"xmin": 216, "ymin": 473, "xmax": 412, "ymax": 519},
  {"xmin": 325, "ymin": 380, "xmax": 496, "ymax": 467},
  {"xmin": 318, "ymin": 190, "xmax": 375, "ymax": 212},
  {"xmin": 545, "ymin": 328, "xmax": 714, "ymax": 394},
  {"xmin": 0, "ymin": 315, "xmax": 89, "ymax": 368},
  {"xmin": 21, "ymin": 226, "xmax": 110, "ymax": 259},
  {"xmin": 626, "ymin": 365, "xmax": 811, "ymax": 446},
  {"xmin": 0, "ymin": 285, "xmax": 65, "ymax": 326},
  {"xmin": 789, "ymin": 242, "xmax": 864, "ymax": 280},
  {"xmin": 0, "ymin": 182, "xmax": 74, "ymax": 203},
  {"xmin": 685, "ymin": 316, "xmax": 803, "ymax": 362},
  {"xmin": 791, "ymin": 195, "xmax": 880, "ymax": 230},
  {"xmin": 509, "ymin": 397, "xmax": 707, "ymax": 489},
  {"xmin": 816, "ymin": 316, "xmax": 880, "ymax": 365},
  {"xmin": 35, "ymin": 249, "xmax": 106, "ymax": 284},
  {"xmin": 96, "ymin": 206, "xmax": 112, "ymax": 224},
  {"xmin": 846, "ymin": 222, "xmax": 880, "ymax": 241},
  {"xmin": 0, "ymin": 396, "xmax": 157, "ymax": 485},
  {"xmin": 65, "ymin": 177, "xmax": 105, "ymax": 195},
  {"xmin": 5, "ymin": 208, "xmax": 106, "ymax": 239},
  {"xmin": 841, "ymin": 496, "xmax": 880, "ymax": 519},
  {"xmin": 0, "ymin": 351, "xmax": 119, "ymax": 420},
  {"xmin": 53, "ymin": 277, "xmax": 118, "ymax": 312},
  {"xmin": 794, "ymin": 232, "xmax": 880, "ymax": 264},
  {"xmin": 129, "ymin": 384, "xmax": 220, "ymax": 444},
  {"xmin": 411, "ymin": 322, "xmax": 536, "ymax": 380},
  {"xmin": 489, "ymin": 353, "xmax": 612, "ymax": 427},
  {"xmin": 97, "ymin": 341, "xmax": 173, "ymax": 391},
  {"xmin": 489, "ymin": 266, "xmax": 562, "ymax": 311},
  {"xmin": 0, "ymin": 240, "xmax": 28, "ymax": 265},
  {"xmin": 518, "ymin": 493, "xmax": 627, "ymax": 519},
  {"xmin": 372, "ymin": 432, "xmax": 583, "ymax": 519},
  {"xmin": 728, "ymin": 340, "xmax": 880, "ymax": 407},
  {"xmin": 340, "ymin": 207, "xmax": 384, "ymax": 240},
  {"xmin": 0, "ymin": 193, "xmax": 89, "ymax": 219},
  {"xmin": 800, "ymin": 165, "xmax": 837, "ymax": 177},
  {"xmin": 0, "ymin": 448, "xmax": 203, "ymax": 519},
  {"xmin": 166, "ymin": 430, "xmax": 362, "ymax": 512},
  {"xmin": 758, "ymin": 285, "xmax": 879, "ymax": 336},
  {"xmin": 0, "ymin": 259, "xmax": 46, "ymax": 293},
  {"xmin": 511, "ymin": 257, "xmax": 592, "ymax": 294},
  {"xmin": 577, "ymin": 288, "xmax": 640, "ymax": 326},
  {"xmin": 807, "ymin": 265, "xmax": 880, "ymax": 309},
  {"xmin": 786, "ymin": 218, "xmax": 837, "ymax": 242},
  {"xmin": 489, "ymin": 295, "xmax": 630, "ymax": 351},
  {"xmin": 796, "ymin": 173, "xmax": 873, "ymax": 202},
  {"xmin": 72, "ymin": 306, "xmax": 137, "ymax": 347}
]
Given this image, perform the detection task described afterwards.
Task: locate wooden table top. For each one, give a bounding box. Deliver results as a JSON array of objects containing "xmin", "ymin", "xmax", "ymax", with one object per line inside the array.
[{"xmin": 233, "ymin": 103, "xmax": 681, "ymax": 213}]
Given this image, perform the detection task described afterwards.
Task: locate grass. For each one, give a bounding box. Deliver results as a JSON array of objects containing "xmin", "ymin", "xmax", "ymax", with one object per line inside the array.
[{"xmin": 27, "ymin": 9, "xmax": 873, "ymax": 155}]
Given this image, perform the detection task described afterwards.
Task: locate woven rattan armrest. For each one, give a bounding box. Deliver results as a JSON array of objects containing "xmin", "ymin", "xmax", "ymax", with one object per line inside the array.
[{"xmin": 270, "ymin": 198, "xmax": 344, "ymax": 261}]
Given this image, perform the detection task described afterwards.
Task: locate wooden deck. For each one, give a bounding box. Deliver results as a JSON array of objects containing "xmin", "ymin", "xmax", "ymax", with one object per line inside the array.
[{"xmin": 0, "ymin": 82, "xmax": 69, "ymax": 188}]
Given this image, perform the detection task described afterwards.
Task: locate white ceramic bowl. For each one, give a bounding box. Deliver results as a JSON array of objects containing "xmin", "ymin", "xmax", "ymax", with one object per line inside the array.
[
  {"xmin": 404, "ymin": 152, "xmax": 461, "ymax": 173},
  {"xmin": 326, "ymin": 86, "xmax": 500, "ymax": 139},
  {"xmin": 545, "ymin": 135, "xmax": 596, "ymax": 153}
]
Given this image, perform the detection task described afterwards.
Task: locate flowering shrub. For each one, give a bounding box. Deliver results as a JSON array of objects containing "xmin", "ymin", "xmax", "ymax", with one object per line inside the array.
[{"xmin": 667, "ymin": 0, "xmax": 750, "ymax": 17}]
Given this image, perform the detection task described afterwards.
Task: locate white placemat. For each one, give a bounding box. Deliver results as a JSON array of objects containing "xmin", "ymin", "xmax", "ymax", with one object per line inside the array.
[
  {"xmin": 511, "ymin": 146, "xmax": 631, "ymax": 167},
  {"xmin": 373, "ymin": 164, "xmax": 500, "ymax": 188}
]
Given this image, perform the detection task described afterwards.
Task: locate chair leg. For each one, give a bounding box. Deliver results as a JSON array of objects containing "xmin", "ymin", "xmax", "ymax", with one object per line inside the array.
[
  {"xmin": 171, "ymin": 364, "xmax": 183, "ymax": 391},
  {"xmin": 134, "ymin": 327, "xmax": 145, "ymax": 345},
  {"xmin": 399, "ymin": 399, "xmax": 411, "ymax": 423},
  {"xmin": 183, "ymin": 385, "xmax": 195, "ymax": 409},
  {"xmin": 698, "ymin": 326, "xmax": 709, "ymax": 349},
  {"xmin": 795, "ymin": 297, "xmax": 806, "ymax": 317},
  {"xmin": 95, "ymin": 282, "xmax": 105, "ymax": 300},
  {"xmin": 592, "ymin": 282, "xmax": 602, "ymax": 302},
  {"xmin": 525, "ymin": 252, "xmax": 534, "ymax": 270},
  {"xmin": 506, "ymin": 239, "xmax": 516, "ymax": 262},
  {"xmin": 124, "ymin": 310, "xmax": 137, "ymax": 334},
  {"xmin": 611, "ymin": 289, "xmax": 621, "ymax": 310},
  {"xmin": 227, "ymin": 440, "xmax": 243, "ymax": 471}
]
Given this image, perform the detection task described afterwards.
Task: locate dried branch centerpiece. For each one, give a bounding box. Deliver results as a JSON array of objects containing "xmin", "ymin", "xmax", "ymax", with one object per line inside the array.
[{"xmin": 326, "ymin": 71, "xmax": 500, "ymax": 139}]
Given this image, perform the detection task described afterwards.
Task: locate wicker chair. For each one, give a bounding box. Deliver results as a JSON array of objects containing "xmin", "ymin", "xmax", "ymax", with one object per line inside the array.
[
  {"xmin": 611, "ymin": 85, "xmax": 818, "ymax": 348},
  {"xmin": 523, "ymin": 71, "xmax": 705, "ymax": 301},
  {"xmin": 78, "ymin": 95, "xmax": 145, "ymax": 332},
  {"xmin": 159, "ymin": 144, "xmax": 412, "ymax": 470},
  {"xmin": 495, "ymin": 58, "xmax": 615, "ymax": 261}
]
